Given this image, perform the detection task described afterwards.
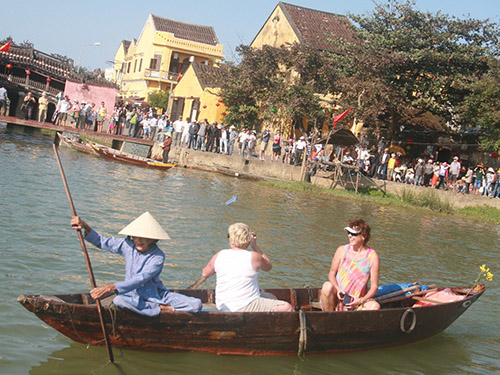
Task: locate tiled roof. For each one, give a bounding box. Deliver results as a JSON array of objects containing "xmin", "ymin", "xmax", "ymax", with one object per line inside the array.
[
  {"xmin": 151, "ymin": 14, "xmax": 219, "ymax": 46},
  {"xmin": 279, "ymin": 2, "xmax": 355, "ymax": 51},
  {"xmin": 191, "ymin": 62, "xmax": 225, "ymax": 89}
]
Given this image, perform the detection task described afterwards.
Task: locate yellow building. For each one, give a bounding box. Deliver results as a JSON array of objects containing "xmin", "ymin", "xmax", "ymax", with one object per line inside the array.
[
  {"xmin": 250, "ymin": 2, "xmax": 358, "ymax": 137},
  {"xmin": 112, "ymin": 40, "xmax": 132, "ymax": 84},
  {"xmin": 170, "ymin": 62, "xmax": 226, "ymax": 123},
  {"xmin": 113, "ymin": 14, "xmax": 224, "ymax": 104}
]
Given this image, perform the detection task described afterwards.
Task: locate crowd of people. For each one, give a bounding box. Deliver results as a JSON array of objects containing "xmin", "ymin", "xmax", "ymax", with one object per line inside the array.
[{"xmin": 348, "ymin": 142, "xmax": 500, "ymax": 197}]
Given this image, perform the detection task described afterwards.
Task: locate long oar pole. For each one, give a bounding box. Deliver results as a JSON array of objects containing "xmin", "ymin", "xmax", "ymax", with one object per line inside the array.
[
  {"xmin": 188, "ymin": 276, "xmax": 207, "ymax": 290},
  {"xmin": 53, "ymin": 144, "xmax": 115, "ymax": 363}
]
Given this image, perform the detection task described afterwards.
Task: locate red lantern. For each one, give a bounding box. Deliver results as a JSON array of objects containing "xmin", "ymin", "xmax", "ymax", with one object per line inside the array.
[
  {"xmin": 6, "ymin": 63, "xmax": 12, "ymax": 69},
  {"xmin": 202, "ymin": 104, "xmax": 207, "ymax": 109},
  {"xmin": 406, "ymin": 138, "xmax": 413, "ymax": 143},
  {"xmin": 46, "ymin": 77, "xmax": 51, "ymax": 83},
  {"xmin": 25, "ymin": 70, "xmax": 31, "ymax": 76},
  {"xmin": 216, "ymin": 102, "xmax": 220, "ymax": 106},
  {"xmin": 492, "ymin": 153, "xmax": 499, "ymax": 158},
  {"xmin": 222, "ymin": 112, "xmax": 227, "ymax": 116},
  {"xmin": 218, "ymin": 98, "xmax": 223, "ymax": 103}
]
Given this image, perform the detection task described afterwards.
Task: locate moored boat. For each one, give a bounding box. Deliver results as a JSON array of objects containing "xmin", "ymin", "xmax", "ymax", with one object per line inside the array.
[
  {"xmin": 89, "ymin": 142, "xmax": 175, "ymax": 170},
  {"xmin": 57, "ymin": 133, "xmax": 97, "ymax": 155},
  {"xmin": 17, "ymin": 285, "xmax": 484, "ymax": 356}
]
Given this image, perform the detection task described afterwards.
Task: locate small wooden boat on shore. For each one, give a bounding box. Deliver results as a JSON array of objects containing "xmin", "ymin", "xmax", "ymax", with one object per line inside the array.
[
  {"xmin": 213, "ymin": 163, "xmax": 281, "ymax": 181},
  {"xmin": 57, "ymin": 133, "xmax": 97, "ymax": 155},
  {"xmin": 89, "ymin": 142, "xmax": 175, "ymax": 170},
  {"xmin": 17, "ymin": 285, "xmax": 484, "ymax": 356}
]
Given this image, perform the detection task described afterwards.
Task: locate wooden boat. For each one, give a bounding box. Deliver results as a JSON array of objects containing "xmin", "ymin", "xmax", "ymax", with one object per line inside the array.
[
  {"xmin": 57, "ymin": 133, "xmax": 97, "ymax": 155},
  {"xmin": 17, "ymin": 285, "xmax": 484, "ymax": 356},
  {"xmin": 213, "ymin": 163, "xmax": 280, "ymax": 181},
  {"xmin": 89, "ymin": 142, "xmax": 175, "ymax": 170}
]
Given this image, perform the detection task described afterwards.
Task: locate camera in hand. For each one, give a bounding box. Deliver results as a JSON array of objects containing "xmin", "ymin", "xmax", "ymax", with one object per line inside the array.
[{"xmin": 340, "ymin": 292, "xmax": 352, "ymax": 304}]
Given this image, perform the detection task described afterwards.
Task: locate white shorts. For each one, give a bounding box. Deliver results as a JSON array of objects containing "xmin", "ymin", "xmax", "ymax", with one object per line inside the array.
[{"xmin": 237, "ymin": 297, "xmax": 287, "ymax": 312}]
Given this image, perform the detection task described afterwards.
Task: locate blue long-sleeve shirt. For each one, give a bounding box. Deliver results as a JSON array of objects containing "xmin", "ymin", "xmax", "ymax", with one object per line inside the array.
[{"xmin": 84, "ymin": 229, "xmax": 169, "ymax": 314}]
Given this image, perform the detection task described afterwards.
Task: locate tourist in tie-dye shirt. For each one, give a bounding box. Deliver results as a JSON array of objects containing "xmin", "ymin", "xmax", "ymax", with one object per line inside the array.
[{"xmin": 320, "ymin": 218, "xmax": 380, "ymax": 311}]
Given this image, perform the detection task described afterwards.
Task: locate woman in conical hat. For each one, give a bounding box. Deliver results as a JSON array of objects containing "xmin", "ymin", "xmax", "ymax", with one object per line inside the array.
[{"xmin": 70, "ymin": 213, "xmax": 202, "ymax": 316}]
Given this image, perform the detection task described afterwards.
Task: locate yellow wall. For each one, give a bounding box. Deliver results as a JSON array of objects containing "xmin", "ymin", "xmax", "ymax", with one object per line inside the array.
[
  {"xmin": 172, "ymin": 64, "xmax": 226, "ymax": 123},
  {"xmin": 113, "ymin": 42, "xmax": 128, "ymax": 83},
  {"xmin": 115, "ymin": 14, "xmax": 224, "ymax": 103},
  {"xmin": 251, "ymin": 6, "xmax": 300, "ymax": 49}
]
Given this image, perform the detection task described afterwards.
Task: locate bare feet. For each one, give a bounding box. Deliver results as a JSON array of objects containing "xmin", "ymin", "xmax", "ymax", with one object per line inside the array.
[{"xmin": 160, "ymin": 305, "xmax": 174, "ymax": 312}]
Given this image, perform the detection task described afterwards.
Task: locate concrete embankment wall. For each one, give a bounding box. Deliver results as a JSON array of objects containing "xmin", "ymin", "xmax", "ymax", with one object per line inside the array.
[{"xmin": 153, "ymin": 144, "xmax": 500, "ymax": 211}]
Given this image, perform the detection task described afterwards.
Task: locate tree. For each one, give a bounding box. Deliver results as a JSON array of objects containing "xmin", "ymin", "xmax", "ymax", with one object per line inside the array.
[
  {"xmin": 149, "ymin": 91, "xmax": 170, "ymax": 111},
  {"xmin": 209, "ymin": 44, "xmax": 330, "ymax": 137},
  {"xmin": 461, "ymin": 58, "xmax": 500, "ymax": 151},
  {"xmin": 326, "ymin": 0, "xmax": 500, "ymax": 141}
]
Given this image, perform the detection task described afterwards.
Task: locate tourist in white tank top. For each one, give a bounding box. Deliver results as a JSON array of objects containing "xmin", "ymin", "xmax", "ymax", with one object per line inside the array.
[{"xmin": 201, "ymin": 223, "xmax": 293, "ymax": 312}]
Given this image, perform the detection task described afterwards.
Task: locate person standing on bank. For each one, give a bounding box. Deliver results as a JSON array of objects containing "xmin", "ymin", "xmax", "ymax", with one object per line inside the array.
[
  {"xmin": 201, "ymin": 223, "xmax": 294, "ymax": 312},
  {"xmin": 320, "ymin": 218, "xmax": 380, "ymax": 311},
  {"xmin": 23, "ymin": 92, "xmax": 37, "ymax": 120},
  {"xmin": 162, "ymin": 132, "xmax": 172, "ymax": 164},
  {"xmin": 38, "ymin": 92, "xmax": 49, "ymax": 122},
  {"xmin": 70, "ymin": 212, "xmax": 202, "ymax": 316},
  {"xmin": 0, "ymin": 86, "xmax": 7, "ymax": 116},
  {"xmin": 96, "ymin": 101, "xmax": 107, "ymax": 132},
  {"xmin": 259, "ymin": 125, "xmax": 271, "ymax": 161}
]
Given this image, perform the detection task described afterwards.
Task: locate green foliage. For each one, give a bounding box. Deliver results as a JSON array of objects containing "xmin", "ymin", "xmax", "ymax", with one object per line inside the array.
[
  {"xmin": 461, "ymin": 59, "xmax": 500, "ymax": 151},
  {"xmin": 328, "ymin": 0, "xmax": 500, "ymax": 138},
  {"xmin": 208, "ymin": 44, "xmax": 331, "ymax": 135},
  {"xmin": 457, "ymin": 206, "xmax": 500, "ymax": 225},
  {"xmin": 399, "ymin": 188, "xmax": 453, "ymax": 213},
  {"xmin": 149, "ymin": 91, "xmax": 170, "ymax": 111},
  {"xmin": 262, "ymin": 180, "xmax": 500, "ymax": 224}
]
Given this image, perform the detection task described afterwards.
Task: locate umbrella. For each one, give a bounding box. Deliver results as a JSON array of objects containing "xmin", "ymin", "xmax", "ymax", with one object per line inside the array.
[
  {"xmin": 389, "ymin": 145, "xmax": 406, "ymax": 155},
  {"xmin": 326, "ymin": 128, "xmax": 359, "ymax": 146}
]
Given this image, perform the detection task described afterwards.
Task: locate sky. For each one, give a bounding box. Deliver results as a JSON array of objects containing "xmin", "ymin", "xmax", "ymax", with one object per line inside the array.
[{"xmin": 3, "ymin": 0, "xmax": 499, "ymax": 70}]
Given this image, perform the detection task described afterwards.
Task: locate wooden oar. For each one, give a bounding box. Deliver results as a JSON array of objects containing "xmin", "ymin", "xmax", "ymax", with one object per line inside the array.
[
  {"xmin": 52, "ymin": 144, "xmax": 115, "ymax": 363},
  {"xmin": 188, "ymin": 276, "xmax": 207, "ymax": 290},
  {"xmin": 374, "ymin": 285, "xmax": 421, "ymax": 302},
  {"xmin": 379, "ymin": 288, "xmax": 438, "ymax": 304}
]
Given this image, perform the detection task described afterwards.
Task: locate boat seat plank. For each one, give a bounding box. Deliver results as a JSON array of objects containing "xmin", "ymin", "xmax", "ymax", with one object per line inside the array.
[{"xmin": 202, "ymin": 303, "xmax": 217, "ymax": 311}]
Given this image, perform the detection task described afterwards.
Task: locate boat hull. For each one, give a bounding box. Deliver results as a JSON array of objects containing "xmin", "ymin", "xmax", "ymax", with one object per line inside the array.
[
  {"xmin": 17, "ymin": 287, "xmax": 483, "ymax": 356},
  {"xmin": 91, "ymin": 144, "xmax": 175, "ymax": 170}
]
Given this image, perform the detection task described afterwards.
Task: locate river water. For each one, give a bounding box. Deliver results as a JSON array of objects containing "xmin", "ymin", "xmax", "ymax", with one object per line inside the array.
[{"xmin": 1, "ymin": 124, "xmax": 499, "ymax": 375}]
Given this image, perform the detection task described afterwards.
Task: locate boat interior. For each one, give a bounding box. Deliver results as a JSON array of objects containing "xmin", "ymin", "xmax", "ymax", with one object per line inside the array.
[{"xmin": 27, "ymin": 286, "xmax": 480, "ymax": 312}]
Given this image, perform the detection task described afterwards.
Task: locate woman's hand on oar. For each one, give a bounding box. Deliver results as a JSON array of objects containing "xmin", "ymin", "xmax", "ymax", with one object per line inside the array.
[{"xmin": 71, "ymin": 216, "xmax": 91, "ymax": 234}]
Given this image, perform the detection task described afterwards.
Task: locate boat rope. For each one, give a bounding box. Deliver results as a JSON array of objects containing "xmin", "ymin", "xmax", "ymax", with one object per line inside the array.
[
  {"xmin": 297, "ymin": 309, "xmax": 308, "ymax": 357},
  {"xmin": 303, "ymin": 284, "xmax": 315, "ymax": 307},
  {"xmin": 400, "ymin": 308, "xmax": 417, "ymax": 334},
  {"xmin": 61, "ymin": 301, "xmax": 119, "ymax": 345},
  {"xmin": 62, "ymin": 302, "xmax": 106, "ymax": 345}
]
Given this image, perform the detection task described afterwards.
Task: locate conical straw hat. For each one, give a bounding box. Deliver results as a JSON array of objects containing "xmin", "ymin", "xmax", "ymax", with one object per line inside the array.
[{"xmin": 118, "ymin": 212, "xmax": 171, "ymax": 240}]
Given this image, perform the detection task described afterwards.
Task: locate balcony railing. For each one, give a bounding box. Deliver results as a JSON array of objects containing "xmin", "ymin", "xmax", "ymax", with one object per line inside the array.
[
  {"xmin": 144, "ymin": 69, "xmax": 179, "ymax": 82},
  {"xmin": 0, "ymin": 72, "xmax": 60, "ymax": 96}
]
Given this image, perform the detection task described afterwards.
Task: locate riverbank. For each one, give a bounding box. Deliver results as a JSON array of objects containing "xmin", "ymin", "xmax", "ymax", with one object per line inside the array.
[
  {"xmin": 158, "ymin": 145, "xmax": 500, "ymax": 217},
  {"xmin": 79, "ymin": 133, "xmax": 500, "ymax": 224}
]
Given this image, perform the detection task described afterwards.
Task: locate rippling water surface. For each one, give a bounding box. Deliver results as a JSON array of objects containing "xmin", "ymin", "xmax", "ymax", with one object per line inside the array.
[{"xmin": 1, "ymin": 124, "xmax": 499, "ymax": 374}]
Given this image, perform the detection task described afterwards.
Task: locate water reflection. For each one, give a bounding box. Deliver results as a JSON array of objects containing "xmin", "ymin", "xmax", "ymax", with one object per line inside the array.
[{"xmin": 30, "ymin": 334, "xmax": 474, "ymax": 375}]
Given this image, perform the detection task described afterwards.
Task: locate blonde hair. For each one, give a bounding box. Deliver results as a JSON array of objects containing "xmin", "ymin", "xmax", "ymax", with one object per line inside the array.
[{"xmin": 228, "ymin": 223, "xmax": 252, "ymax": 249}]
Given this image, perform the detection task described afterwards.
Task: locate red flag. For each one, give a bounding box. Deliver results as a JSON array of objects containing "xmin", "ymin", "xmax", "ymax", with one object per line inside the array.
[
  {"xmin": 176, "ymin": 72, "xmax": 182, "ymax": 81},
  {"xmin": 0, "ymin": 40, "xmax": 11, "ymax": 52},
  {"xmin": 333, "ymin": 107, "xmax": 352, "ymax": 128}
]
